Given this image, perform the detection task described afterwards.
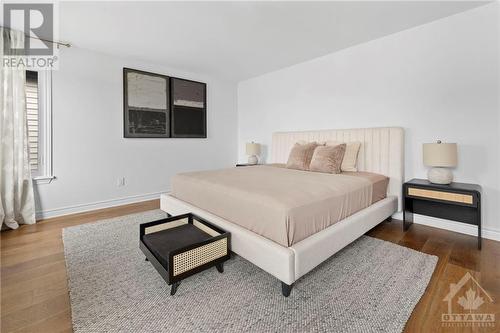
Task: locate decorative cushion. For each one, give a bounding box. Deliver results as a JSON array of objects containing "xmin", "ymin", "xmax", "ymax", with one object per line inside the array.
[
  {"xmin": 326, "ymin": 141, "xmax": 361, "ymax": 172},
  {"xmin": 309, "ymin": 144, "xmax": 346, "ymax": 174},
  {"xmin": 286, "ymin": 142, "xmax": 318, "ymax": 170}
]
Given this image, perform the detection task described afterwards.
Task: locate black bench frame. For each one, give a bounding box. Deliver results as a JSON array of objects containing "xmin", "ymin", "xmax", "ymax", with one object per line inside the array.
[{"xmin": 140, "ymin": 213, "xmax": 231, "ymax": 295}]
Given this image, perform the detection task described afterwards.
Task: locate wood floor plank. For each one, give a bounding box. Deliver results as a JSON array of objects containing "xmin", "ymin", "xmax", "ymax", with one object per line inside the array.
[
  {"xmin": 1, "ymin": 229, "xmax": 65, "ymax": 250},
  {"xmin": 479, "ymin": 240, "xmax": 500, "ymax": 295},
  {"xmin": 397, "ymin": 224, "xmax": 434, "ymax": 251},
  {"xmin": 1, "ymin": 260, "xmax": 66, "ymax": 286},
  {"xmin": 1, "ymin": 269, "xmax": 68, "ymax": 301},
  {"xmin": 1, "ymin": 294, "xmax": 70, "ymax": 333},
  {"xmin": 1, "ymin": 278, "xmax": 68, "ymax": 316},
  {"xmin": 11, "ymin": 310, "xmax": 72, "ymax": 333},
  {"xmin": 1, "ymin": 199, "xmax": 498, "ymax": 333},
  {"xmin": 366, "ymin": 219, "xmax": 405, "ymax": 244},
  {"xmin": 1, "ymin": 236, "xmax": 63, "ymax": 254},
  {"xmin": 1, "ymin": 243, "xmax": 64, "ymax": 268},
  {"xmin": 1, "ymin": 253, "xmax": 65, "ymax": 277},
  {"xmin": 449, "ymin": 238, "xmax": 481, "ymax": 272}
]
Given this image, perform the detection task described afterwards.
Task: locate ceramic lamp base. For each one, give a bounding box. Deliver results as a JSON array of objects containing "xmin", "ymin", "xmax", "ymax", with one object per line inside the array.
[
  {"xmin": 248, "ymin": 155, "xmax": 258, "ymax": 165},
  {"xmin": 428, "ymin": 167, "xmax": 453, "ymax": 185}
]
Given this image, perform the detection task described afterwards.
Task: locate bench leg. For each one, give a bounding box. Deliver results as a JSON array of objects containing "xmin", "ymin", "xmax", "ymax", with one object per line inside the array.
[
  {"xmin": 216, "ymin": 263, "xmax": 224, "ymax": 273},
  {"xmin": 281, "ymin": 282, "xmax": 293, "ymax": 297},
  {"xmin": 170, "ymin": 281, "xmax": 181, "ymax": 296}
]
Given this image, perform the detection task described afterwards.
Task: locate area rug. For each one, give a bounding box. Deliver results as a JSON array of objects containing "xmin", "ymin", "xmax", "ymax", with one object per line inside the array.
[{"xmin": 63, "ymin": 210, "xmax": 437, "ymax": 333}]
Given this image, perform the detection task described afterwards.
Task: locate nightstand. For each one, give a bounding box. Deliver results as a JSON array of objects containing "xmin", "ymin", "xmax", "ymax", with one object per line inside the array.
[{"xmin": 403, "ymin": 179, "xmax": 482, "ymax": 249}]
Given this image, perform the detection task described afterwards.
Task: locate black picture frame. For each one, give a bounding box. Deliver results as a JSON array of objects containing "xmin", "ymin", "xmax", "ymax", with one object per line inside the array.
[
  {"xmin": 123, "ymin": 68, "xmax": 170, "ymax": 138},
  {"xmin": 170, "ymin": 77, "xmax": 207, "ymax": 138},
  {"xmin": 123, "ymin": 68, "xmax": 207, "ymax": 139}
]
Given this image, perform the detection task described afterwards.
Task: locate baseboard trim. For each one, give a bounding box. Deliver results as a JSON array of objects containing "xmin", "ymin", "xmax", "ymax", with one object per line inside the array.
[
  {"xmin": 35, "ymin": 192, "xmax": 162, "ymax": 220},
  {"xmin": 392, "ymin": 212, "xmax": 500, "ymax": 242}
]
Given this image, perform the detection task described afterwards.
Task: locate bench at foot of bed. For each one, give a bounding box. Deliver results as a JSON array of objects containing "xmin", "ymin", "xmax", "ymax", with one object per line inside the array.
[{"xmin": 140, "ymin": 213, "xmax": 231, "ymax": 296}]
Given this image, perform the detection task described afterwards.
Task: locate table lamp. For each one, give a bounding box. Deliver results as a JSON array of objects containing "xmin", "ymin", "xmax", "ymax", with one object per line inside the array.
[
  {"xmin": 423, "ymin": 141, "xmax": 457, "ymax": 184},
  {"xmin": 246, "ymin": 142, "xmax": 261, "ymax": 165}
]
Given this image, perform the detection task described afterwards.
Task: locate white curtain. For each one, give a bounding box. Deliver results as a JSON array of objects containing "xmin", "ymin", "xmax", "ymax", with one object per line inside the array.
[{"xmin": 0, "ymin": 28, "xmax": 36, "ymax": 229}]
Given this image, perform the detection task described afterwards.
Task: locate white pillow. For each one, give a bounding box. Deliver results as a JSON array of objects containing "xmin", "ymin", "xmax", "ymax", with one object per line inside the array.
[
  {"xmin": 326, "ymin": 141, "xmax": 361, "ymax": 172},
  {"xmin": 296, "ymin": 140, "xmax": 326, "ymax": 146}
]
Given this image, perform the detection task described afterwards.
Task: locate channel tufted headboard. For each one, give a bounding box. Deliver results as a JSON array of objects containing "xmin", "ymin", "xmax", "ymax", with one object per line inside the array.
[{"xmin": 271, "ymin": 127, "xmax": 404, "ymax": 211}]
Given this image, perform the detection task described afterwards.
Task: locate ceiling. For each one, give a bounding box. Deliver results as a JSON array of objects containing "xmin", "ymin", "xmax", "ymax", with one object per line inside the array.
[{"xmin": 58, "ymin": 1, "xmax": 488, "ymax": 82}]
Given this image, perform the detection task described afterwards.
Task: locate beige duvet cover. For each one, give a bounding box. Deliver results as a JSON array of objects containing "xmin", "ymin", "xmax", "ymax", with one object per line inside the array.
[{"xmin": 171, "ymin": 165, "xmax": 388, "ymax": 247}]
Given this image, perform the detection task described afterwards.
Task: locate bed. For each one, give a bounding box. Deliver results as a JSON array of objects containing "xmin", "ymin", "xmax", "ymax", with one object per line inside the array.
[{"xmin": 161, "ymin": 127, "xmax": 404, "ymax": 296}]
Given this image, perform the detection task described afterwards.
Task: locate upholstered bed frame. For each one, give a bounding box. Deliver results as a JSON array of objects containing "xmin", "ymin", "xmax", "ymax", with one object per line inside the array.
[{"xmin": 161, "ymin": 127, "xmax": 404, "ymax": 296}]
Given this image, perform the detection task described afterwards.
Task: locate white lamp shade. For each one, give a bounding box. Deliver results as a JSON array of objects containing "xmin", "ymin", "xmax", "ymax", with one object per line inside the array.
[
  {"xmin": 423, "ymin": 142, "xmax": 457, "ymax": 167},
  {"xmin": 246, "ymin": 142, "xmax": 261, "ymax": 156}
]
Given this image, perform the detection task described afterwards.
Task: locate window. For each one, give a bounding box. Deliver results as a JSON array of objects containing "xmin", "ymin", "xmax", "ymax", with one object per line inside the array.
[
  {"xmin": 26, "ymin": 71, "xmax": 39, "ymax": 172},
  {"xmin": 25, "ymin": 70, "xmax": 53, "ymax": 183}
]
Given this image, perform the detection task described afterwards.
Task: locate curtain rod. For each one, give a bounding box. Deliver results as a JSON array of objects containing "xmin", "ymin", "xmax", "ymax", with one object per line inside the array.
[
  {"xmin": 2, "ymin": 26, "xmax": 71, "ymax": 47},
  {"xmin": 27, "ymin": 34, "xmax": 71, "ymax": 48}
]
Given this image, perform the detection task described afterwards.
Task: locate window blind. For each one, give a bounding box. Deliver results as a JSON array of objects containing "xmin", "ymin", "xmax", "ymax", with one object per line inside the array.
[{"xmin": 26, "ymin": 71, "xmax": 39, "ymax": 172}]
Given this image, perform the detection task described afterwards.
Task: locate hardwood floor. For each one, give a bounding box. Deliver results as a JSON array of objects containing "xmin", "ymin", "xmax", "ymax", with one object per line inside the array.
[
  {"xmin": 1, "ymin": 200, "xmax": 499, "ymax": 332},
  {"xmin": 1, "ymin": 200, "xmax": 160, "ymax": 333},
  {"xmin": 367, "ymin": 220, "xmax": 499, "ymax": 333}
]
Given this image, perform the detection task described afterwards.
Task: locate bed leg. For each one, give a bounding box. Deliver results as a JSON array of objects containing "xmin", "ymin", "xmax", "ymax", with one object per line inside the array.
[{"xmin": 281, "ymin": 282, "xmax": 293, "ymax": 297}]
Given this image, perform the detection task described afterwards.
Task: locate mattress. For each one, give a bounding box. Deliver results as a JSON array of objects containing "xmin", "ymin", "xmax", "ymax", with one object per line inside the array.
[{"xmin": 171, "ymin": 165, "xmax": 388, "ymax": 247}]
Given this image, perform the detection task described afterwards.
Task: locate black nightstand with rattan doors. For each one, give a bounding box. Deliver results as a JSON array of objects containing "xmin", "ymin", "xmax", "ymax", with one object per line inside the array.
[
  {"xmin": 403, "ymin": 179, "xmax": 482, "ymax": 249},
  {"xmin": 140, "ymin": 213, "xmax": 231, "ymax": 295}
]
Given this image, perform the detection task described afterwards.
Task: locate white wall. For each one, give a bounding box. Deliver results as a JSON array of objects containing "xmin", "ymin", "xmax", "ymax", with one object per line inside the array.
[
  {"xmin": 35, "ymin": 47, "xmax": 238, "ymax": 218},
  {"xmin": 238, "ymin": 4, "xmax": 499, "ymax": 238}
]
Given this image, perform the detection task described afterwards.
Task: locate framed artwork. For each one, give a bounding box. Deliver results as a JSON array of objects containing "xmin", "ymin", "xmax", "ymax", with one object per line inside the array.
[
  {"xmin": 171, "ymin": 78, "xmax": 207, "ymax": 138},
  {"xmin": 123, "ymin": 68, "xmax": 207, "ymax": 138},
  {"xmin": 123, "ymin": 68, "xmax": 169, "ymax": 138}
]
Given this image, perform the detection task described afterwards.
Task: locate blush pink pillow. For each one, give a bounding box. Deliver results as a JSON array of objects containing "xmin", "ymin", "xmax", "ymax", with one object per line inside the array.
[
  {"xmin": 286, "ymin": 142, "xmax": 318, "ymax": 170},
  {"xmin": 309, "ymin": 144, "xmax": 346, "ymax": 174}
]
